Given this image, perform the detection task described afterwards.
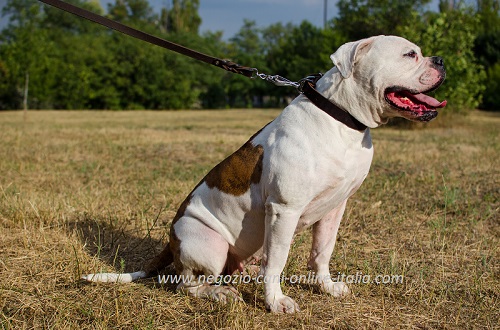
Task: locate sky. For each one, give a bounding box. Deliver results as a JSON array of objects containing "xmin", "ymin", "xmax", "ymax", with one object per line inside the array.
[
  {"xmin": 108, "ymin": 0, "xmax": 341, "ymax": 39},
  {"xmin": 0, "ymin": 0, "xmax": 440, "ymax": 39},
  {"xmin": 99, "ymin": 0, "xmax": 440, "ymax": 39},
  {"xmin": 197, "ymin": 0, "xmax": 336, "ymax": 38}
]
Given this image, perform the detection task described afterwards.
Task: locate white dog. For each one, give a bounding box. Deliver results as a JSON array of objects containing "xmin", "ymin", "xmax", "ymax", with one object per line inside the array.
[{"xmin": 83, "ymin": 35, "xmax": 446, "ymax": 313}]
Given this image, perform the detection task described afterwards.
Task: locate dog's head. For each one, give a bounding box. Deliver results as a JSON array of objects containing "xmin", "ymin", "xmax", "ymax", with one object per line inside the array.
[{"xmin": 325, "ymin": 35, "xmax": 447, "ymax": 127}]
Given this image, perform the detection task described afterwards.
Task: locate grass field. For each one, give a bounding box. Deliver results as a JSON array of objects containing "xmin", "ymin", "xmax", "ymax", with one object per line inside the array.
[{"xmin": 0, "ymin": 110, "xmax": 498, "ymax": 329}]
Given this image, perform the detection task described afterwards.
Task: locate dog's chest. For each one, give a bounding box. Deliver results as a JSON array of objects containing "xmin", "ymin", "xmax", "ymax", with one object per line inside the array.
[{"xmin": 296, "ymin": 145, "xmax": 373, "ymax": 231}]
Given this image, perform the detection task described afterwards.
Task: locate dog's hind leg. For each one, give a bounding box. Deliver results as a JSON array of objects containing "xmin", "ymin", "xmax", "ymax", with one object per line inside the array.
[
  {"xmin": 171, "ymin": 216, "xmax": 243, "ymax": 303},
  {"xmin": 307, "ymin": 200, "xmax": 350, "ymax": 297}
]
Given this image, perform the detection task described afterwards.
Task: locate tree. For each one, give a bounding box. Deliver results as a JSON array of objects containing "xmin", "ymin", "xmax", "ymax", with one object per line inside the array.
[
  {"xmin": 0, "ymin": 0, "xmax": 52, "ymax": 109},
  {"xmin": 334, "ymin": 0, "xmax": 432, "ymax": 40},
  {"xmin": 108, "ymin": 0, "xmax": 155, "ymax": 24},
  {"xmin": 474, "ymin": 0, "xmax": 500, "ymax": 109},
  {"xmin": 224, "ymin": 20, "xmax": 267, "ymax": 107},
  {"xmin": 0, "ymin": 0, "xmax": 492, "ymax": 112},
  {"xmin": 165, "ymin": 0, "xmax": 201, "ymax": 34},
  {"xmin": 0, "ymin": 0, "xmax": 207, "ymax": 110}
]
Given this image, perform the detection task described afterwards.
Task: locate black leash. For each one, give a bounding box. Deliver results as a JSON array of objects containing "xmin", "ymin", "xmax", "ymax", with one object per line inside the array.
[{"xmin": 38, "ymin": 0, "xmax": 367, "ymax": 131}]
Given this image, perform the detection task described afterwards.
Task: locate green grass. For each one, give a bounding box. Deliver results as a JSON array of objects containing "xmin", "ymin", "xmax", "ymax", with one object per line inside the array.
[{"xmin": 0, "ymin": 110, "xmax": 498, "ymax": 329}]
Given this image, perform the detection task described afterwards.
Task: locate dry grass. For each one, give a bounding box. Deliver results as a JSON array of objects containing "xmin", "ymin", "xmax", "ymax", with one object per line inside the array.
[{"xmin": 0, "ymin": 109, "xmax": 498, "ymax": 329}]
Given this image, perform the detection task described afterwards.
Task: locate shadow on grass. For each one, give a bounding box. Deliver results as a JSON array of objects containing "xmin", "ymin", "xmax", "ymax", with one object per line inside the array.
[
  {"xmin": 67, "ymin": 213, "xmax": 180, "ymax": 290},
  {"xmin": 67, "ymin": 214, "xmax": 267, "ymax": 305}
]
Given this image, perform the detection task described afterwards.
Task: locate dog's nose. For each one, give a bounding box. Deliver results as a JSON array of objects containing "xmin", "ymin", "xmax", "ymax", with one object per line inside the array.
[{"xmin": 431, "ymin": 56, "xmax": 444, "ymax": 67}]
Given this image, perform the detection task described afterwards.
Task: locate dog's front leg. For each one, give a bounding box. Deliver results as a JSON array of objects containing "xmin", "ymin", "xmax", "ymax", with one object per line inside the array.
[
  {"xmin": 308, "ymin": 199, "xmax": 350, "ymax": 297},
  {"xmin": 261, "ymin": 201, "xmax": 301, "ymax": 313}
]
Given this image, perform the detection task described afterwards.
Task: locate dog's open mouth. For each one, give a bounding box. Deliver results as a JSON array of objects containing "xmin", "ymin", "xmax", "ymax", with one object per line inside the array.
[{"xmin": 384, "ymin": 87, "xmax": 447, "ymax": 122}]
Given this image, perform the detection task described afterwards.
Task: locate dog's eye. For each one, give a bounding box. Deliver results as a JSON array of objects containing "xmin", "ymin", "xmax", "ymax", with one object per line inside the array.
[{"xmin": 404, "ymin": 50, "xmax": 417, "ymax": 58}]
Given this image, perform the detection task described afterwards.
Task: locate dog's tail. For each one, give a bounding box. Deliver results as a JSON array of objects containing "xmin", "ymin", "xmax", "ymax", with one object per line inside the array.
[
  {"xmin": 82, "ymin": 243, "xmax": 174, "ymax": 283},
  {"xmin": 81, "ymin": 270, "xmax": 147, "ymax": 283}
]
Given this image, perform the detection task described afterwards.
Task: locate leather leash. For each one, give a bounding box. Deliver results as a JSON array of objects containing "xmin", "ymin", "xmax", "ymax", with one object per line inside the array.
[{"xmin": 38, "ymin": 0, "xmax": 367, "ymax": 131}]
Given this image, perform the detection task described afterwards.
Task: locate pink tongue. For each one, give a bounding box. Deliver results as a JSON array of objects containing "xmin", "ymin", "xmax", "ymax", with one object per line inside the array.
[{"xmin": 412, "ymin": 93, "xmax": 447, "ymax": 108}]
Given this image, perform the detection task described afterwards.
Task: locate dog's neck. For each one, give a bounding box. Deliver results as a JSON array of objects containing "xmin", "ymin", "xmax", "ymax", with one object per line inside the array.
[
  {"xmin": 301, "ymin": 79, "xmax": 367, "ymax": 131},
  {"xmin": 315, "ymin": 68, "xmax": 389, "ymax": 128}
]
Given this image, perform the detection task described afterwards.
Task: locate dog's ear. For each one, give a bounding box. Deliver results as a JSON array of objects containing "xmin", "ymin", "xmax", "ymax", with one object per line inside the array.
[{"xmin": 330, "ymin": 36, "xmax": 379, "ymax": 79}]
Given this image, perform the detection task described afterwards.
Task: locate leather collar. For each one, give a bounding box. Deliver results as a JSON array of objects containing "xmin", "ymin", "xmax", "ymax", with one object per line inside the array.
[{"xmin": 301, "ymin": 78, "xmax": 367, "ymax": 132}]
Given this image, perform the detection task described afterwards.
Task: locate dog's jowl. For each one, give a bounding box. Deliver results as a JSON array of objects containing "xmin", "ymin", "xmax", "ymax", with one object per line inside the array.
[{"xmin": 83, "ymin": 35, "xmax": 447, "ymax": 313}]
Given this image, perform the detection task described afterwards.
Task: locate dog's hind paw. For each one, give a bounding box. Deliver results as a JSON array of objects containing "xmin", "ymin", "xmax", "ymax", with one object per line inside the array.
[
  {"xmin": 178, "ymin": 283, "xmax": 243, "ymax": 304},
  {"xmin": 266, "ymin": 294, "xmax": 300, "ymax": 313},
  {"xmin": 203, "ymin": 285, "xmax": 244, "ymax": 303}
]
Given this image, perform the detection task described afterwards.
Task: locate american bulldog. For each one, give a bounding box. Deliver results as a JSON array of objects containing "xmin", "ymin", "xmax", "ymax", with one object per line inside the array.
[{"xmin": 83, "ymin": 35, "xmax": 447, "ymax": 313}]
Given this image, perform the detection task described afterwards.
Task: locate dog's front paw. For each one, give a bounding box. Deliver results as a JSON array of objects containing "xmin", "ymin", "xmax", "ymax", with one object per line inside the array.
[
  {"xmin": 319, "ymin": 281, "xmax": 350, "ymax": 297},
  {"xmin": 266, "ymin": 294, "xmax": 300, "ymax": 313}
]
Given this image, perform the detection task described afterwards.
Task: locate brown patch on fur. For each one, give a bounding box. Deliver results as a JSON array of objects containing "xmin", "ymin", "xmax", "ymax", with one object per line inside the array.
[{"xmin": 204, "ymin": 142, "xmax": 264, "ymax": 196}]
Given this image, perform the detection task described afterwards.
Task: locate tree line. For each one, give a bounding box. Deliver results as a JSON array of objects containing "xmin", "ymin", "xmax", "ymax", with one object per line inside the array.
[{"xmin": 0, "ymin": 0, "xmax": 498, "ymax": 111}]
